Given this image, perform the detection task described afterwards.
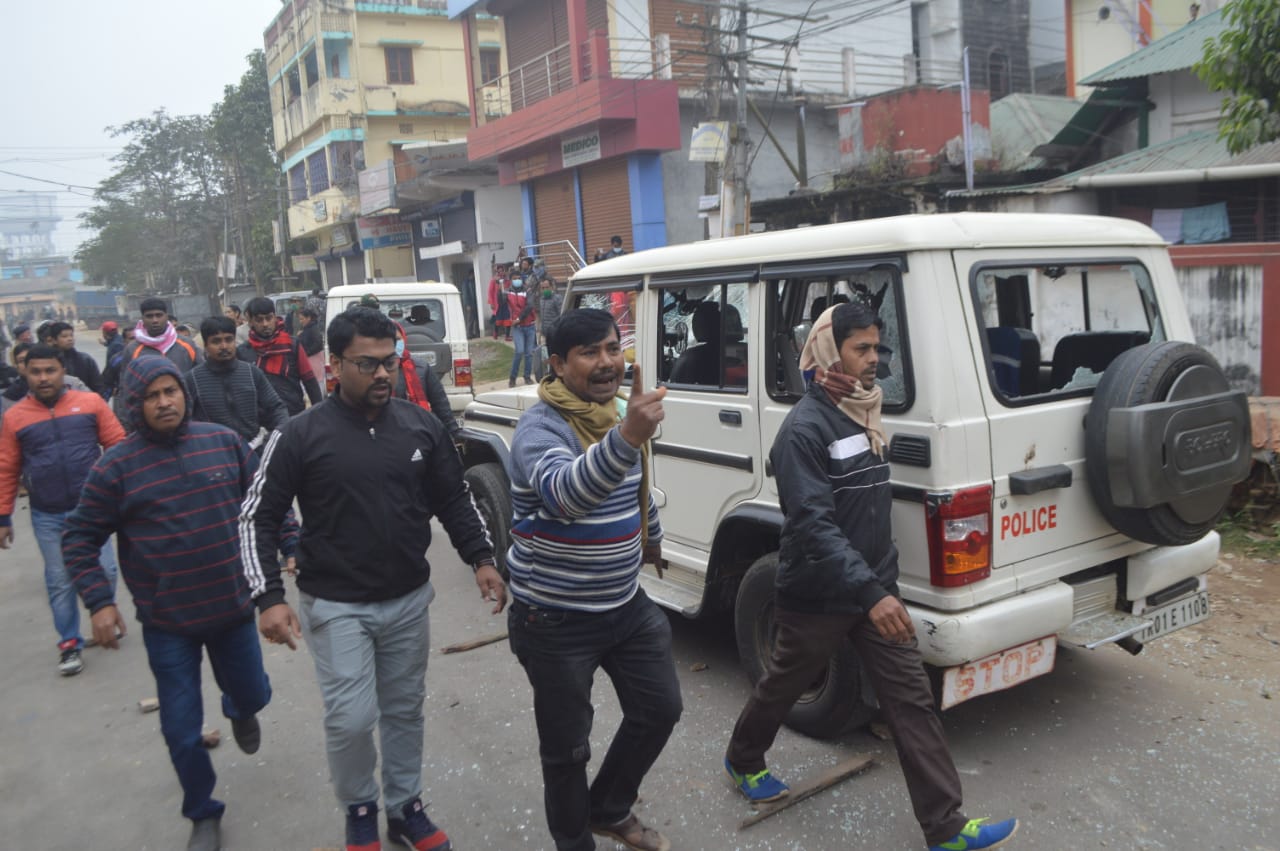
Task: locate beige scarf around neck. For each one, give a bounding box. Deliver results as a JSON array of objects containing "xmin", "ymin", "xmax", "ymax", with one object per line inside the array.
[{"xmin": 799, "ymin": 305, "xmax": 887, "ymax": 457}]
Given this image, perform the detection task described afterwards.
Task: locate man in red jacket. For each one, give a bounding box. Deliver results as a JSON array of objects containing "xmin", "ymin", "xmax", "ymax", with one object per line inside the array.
[
  {"xmin": 239, "ymin": 296, "xmax": 323, "ymax": 416},
  {"xmin": 0, "ymin": 345, "xmax": 124, "ymax": 676}
]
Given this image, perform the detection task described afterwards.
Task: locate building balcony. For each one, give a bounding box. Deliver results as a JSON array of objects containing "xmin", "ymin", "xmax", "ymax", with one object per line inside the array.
[
  {"xmin": 274, "ymin": 80, "xmax": 365, "ymax": 148},
  {"xmin": 468, "ymin": 32, "xmax": 679, "ymax": 161},
  {"xmin": 287, "ymin": 185, "xmax": 360, "ymax": 239}
]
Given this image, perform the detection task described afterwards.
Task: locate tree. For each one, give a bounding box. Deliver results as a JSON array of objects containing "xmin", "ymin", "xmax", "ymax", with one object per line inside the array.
[
  {"xmin": 77, "ymin": 52, "xmax": 279, "ymax": 297},
  {"xmin": 78, "ymin": 110, "xmax": 223, "ymax": 294},
  {"xmin": 1195, "ymin": 0, "xmax": 1280, "ymax": 155}
]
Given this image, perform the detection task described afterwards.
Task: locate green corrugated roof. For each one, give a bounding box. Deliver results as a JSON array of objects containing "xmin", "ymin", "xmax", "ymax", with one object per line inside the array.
[
  {"xmin": 990, "ymin": 93, "xmax": 1083, "ymax": 171},
  {"xmin": 1079, "ymin": 8, "xmax": 1226, "ymax": 85},
  {"xmin": 950, "ymin": 129, "xmax": 1280, "ymax": 198}
]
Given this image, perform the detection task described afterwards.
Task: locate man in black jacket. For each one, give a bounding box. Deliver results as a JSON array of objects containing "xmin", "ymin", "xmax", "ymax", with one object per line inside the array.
[
  {"xmin": 723, "ymin": 303, "xmax": 1017, "ymax": 851},
  {"xmin": 186, "ymin": 316, "xmax": 288, "ymax": 452},
  {"xmin": 48, "ymin": 321, "xmax": 102, "ymax": 395},
  {"xmin": 242, "ymin": 306, "xmax": 506, "ymax": 851}
]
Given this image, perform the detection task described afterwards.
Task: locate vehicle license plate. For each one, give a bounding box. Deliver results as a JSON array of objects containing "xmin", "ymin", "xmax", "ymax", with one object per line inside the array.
[
  {"xmin": 941, "ymin": 636, "xmax": 1056, "ymax": 710},
  {"xmin": 1139, "ymin": 592, "xmax": 1209, "ymax": 643}
]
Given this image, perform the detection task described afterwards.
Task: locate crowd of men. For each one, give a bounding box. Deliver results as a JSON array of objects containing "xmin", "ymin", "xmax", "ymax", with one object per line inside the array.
[{"xmin": 0, "ymin": 289, "xmax": 1019, "ymax": 851}]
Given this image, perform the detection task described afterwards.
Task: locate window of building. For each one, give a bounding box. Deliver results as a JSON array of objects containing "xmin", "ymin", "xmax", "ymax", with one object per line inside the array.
[
  {"xmin": 289, "ymin": 163, "xmax": 307, "ymax": 203},
  {"xmin": 385, "ymin": 46, "xmax": 414, "ymax": 84},
  {"xmin": 326, "ymin": 40, "xmax": 350, "ymax": 79},
  {"xmin": 302, "ymin": 48, "xmax": 320, "ymax": 89},
  {"xmin": 330, "ymin": 141, "xmax": 363, "ymax": 189},
  {"xmin": 307, "ymin": 150, "xmax": 330, "ymax": 196},
  {"xmin": 286, "ymin": 66, "xmax": 302, "ymax": 102},
  {"xmin": 479, "ymin": 48, "xmax": 502, "ymax": 84}
]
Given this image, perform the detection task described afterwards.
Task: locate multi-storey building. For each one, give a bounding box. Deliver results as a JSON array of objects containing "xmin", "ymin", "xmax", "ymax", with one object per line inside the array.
[{"xmin": 264, "ymin": 0, "xmax": 519, "ymax": 300}]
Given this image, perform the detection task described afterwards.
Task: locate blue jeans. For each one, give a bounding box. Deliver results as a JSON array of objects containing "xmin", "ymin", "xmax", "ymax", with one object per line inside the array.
[
  {"xmin": 508, "ymin": 590, "xmax": 683, "ymax": 851},
  {"xmin": 141, "ymin": 619, "xmax": 273, "ymax": 821},
  {"xmin": 32, "ymin": 507, "xmax": 118, "ymax": 649},
  {"xmin": 510, "ymin": 324, "xmax": 537, "ymax": 380}
]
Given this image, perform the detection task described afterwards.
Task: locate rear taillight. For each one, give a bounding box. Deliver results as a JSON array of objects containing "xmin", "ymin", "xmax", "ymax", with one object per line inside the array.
[
  {"xmin": 453, "ymin": 358, "xmax": 472, "ymax": 388},
  {"xmin": 926, "ymin": 484, "xmax": 992, "ymax": 587}
]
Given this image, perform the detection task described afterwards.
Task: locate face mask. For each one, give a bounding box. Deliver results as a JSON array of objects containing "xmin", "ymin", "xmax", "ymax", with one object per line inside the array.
[{"xmin": 395, "ymin": 338, "xmax": 405, "ymax": 358}]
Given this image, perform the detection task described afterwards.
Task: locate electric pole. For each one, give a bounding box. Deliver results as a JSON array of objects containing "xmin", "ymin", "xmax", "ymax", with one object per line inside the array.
[{"xmin": 731, "ymin": 0, "xmax": 749, "ymax": 237}]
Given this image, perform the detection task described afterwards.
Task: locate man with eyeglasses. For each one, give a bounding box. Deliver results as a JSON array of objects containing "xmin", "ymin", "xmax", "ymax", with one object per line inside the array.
[{"xmin": 241, "ymin": 306, "xmax": 505, "ymax": 851}]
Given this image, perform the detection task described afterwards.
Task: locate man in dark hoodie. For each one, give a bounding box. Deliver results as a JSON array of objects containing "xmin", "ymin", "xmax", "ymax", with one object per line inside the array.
[
  {"xmin": 239, "ymin": 296, "xmax": 323, "ymax": 416},
  {"xmin": 722, "ymin": 303, "xmax": 1017, "ymax": 851},
  {"xmin": 62, "ymin": 357, "xmax": 294, "ymax": 851}
]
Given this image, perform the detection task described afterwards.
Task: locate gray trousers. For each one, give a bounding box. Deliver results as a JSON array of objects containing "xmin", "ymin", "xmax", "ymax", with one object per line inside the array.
[{"xmin": 299, "ymin": 581, "xmax": 434, "ymax": 812}]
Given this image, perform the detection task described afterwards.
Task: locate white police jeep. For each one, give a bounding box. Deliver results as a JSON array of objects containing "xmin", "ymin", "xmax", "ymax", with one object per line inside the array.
[{"xmin": 458, "ymin": 213, "xmax": 1250, "ymax": 736}]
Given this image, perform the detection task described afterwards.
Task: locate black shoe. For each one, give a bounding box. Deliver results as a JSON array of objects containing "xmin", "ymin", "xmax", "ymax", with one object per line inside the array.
[
  {"xmin": 58, "ymin": 646, "xmax": 83, "ymax": 677},
  {"xmin": 187, "ymin": 815, "xmax": 221, "ymax": 851},
  {"xmin": 522, "ymin": 376, "xmax": 534, "ymax": 385},
  {"xmin": 231, "ymin": 714, "xmax": 260, "ymax": 754},
  {"xmin": 508, "ymin": 377, "xmax": 517, "ymax": 387}
]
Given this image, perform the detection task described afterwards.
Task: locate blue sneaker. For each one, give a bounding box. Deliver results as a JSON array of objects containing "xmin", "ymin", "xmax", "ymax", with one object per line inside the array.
[
  {"xmin": 346, "ymin": 801, "xmax": 381, "ymax": 851},
  {"xmin": 929, "ymin": 817, "xmax": 1019, "ymax": 850},
  {"xmin": 724, "ymin": 757, "xmax": 790, "ymax": 803}
]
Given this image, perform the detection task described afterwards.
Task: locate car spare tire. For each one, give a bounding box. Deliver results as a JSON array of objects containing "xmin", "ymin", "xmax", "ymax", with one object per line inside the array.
[
  {"xmin": 734, "ymin": 553, "xmax": 875, "ymax": 739},
  {"xmin": 1085, "ymin": 341, "xmax": 1251, "ymax": 546}
]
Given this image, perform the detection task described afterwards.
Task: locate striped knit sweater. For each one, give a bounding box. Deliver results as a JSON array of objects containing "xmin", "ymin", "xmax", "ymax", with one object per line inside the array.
[
  {"xmin": 63, "ymin": 357, "xmax": 281, "ymax": 634},
  {"xmin": 507, "ymin": 401, "xmax": 662, "ymax": 612},
  {"xmin": 185, "ymin": 359, "xmax": 288, "ymax": 445}
]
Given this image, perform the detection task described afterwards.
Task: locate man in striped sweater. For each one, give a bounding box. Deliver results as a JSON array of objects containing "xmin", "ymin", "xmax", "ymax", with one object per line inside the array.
[
  {"xmin": 62, "ymin": 356, "xmax": 293, "ymax": 851},
  {"xmin": 506, "ymin": 308, "xmax": 682, "ymax": 851}
]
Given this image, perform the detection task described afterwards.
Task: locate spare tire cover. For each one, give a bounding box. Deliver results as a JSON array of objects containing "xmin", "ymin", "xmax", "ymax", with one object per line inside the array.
[{"xmin": 1085, "ymin": 341, "xmax": 1251, "ymax": 546}]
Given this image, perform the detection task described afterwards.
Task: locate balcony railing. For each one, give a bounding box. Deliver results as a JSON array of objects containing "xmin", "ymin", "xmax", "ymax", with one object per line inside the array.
[
  {"xmin": 520, "ymin": 239, "xmax": 586, "ymax": 285},
  {"xmin": 477, "ymin": 43, "xmax": 574, "ymax": 118}
]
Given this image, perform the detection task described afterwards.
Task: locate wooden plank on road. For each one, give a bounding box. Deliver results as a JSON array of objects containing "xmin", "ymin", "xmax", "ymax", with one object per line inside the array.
[{"xmin": 738, "ymin": 754, "xmax": 877, "ymax": 830}]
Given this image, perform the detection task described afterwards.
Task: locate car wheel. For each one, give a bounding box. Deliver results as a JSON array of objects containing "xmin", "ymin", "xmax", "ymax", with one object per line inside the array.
[
  {"xmin": 734, "ymin": 552, "xmax": 875, "ymax": 739},
  {"xmin": 464, "ymin": 462, "xmax": 512, "ymax": 579},
  {"xmin": 1085, "ymin": 341, "xmax": 1251, "ymax": 545}
]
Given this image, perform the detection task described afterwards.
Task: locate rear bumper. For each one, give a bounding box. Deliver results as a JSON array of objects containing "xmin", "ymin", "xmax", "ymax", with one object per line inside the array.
[
  {"xmin": 909, "ymin": 582, "xmax": 1074, "ymax": 668},
  {"xmin": 908, "ymin": 533, "xmax": 1220, "ymax": 667}
]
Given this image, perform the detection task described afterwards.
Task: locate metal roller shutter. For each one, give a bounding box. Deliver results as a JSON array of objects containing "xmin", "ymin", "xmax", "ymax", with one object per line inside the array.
[
  {"xmin": 587, "ymin": 0, "xmax": 608, "ymax": 33},
  {"xmin": 533, "ymin": 172, "xmax": 580, "ymax": 281},
  {"xmin": 580, "ymin": 158, "xmax": 633, "ymax": 260}
]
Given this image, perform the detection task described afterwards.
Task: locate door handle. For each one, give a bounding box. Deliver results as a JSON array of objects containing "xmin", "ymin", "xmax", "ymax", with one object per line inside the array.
[
  {"xmin": 719, "ymin": 410, "xmax": 742, "ymax": 425},
  {"xmin": 1009, "ymin": 464, "xmax": 1072, "ymax": 495}
]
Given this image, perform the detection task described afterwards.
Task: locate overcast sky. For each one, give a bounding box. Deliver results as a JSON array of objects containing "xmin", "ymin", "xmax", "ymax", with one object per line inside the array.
[{"xmin": 2, "ymin": 0, "xmax": 284, "ymax": 259}]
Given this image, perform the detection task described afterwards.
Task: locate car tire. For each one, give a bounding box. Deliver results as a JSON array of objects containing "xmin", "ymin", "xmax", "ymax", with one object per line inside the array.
[
  {"xmin": 734, "ymin": 552, "xmax": 875, "ymax": 739},
  {"xmin": 464, "ymin": 462, "xmax": 512, "ymax": 579},
  {"xmin": 1085, "ymin": 341, "xmax": 1250, "ymax": 546}
]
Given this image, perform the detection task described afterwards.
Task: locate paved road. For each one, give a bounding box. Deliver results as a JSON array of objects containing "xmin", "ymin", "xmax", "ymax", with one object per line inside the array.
[{"xmin": 2, "ymin": 490, "xmax": 1277, "ymax": 851}]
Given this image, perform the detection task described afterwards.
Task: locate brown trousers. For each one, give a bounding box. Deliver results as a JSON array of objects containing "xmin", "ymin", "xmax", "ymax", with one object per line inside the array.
[{"xmin": 726, "ymin": 606, "xmax": 968, "ymax": 845}]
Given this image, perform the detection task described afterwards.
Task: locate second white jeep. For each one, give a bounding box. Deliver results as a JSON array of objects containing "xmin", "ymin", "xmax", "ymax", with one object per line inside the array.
[{"xmin": 457, "ymin": 213, "xmax": 1250, "ymax": 736}]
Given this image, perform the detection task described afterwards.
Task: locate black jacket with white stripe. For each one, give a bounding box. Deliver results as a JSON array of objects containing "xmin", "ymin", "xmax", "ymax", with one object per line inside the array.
[
  {"xmin": 772, "ymin": 382, "xmax": 898, "ymax": 616},
  {"xmin": 240, "ymin": 391, "xmax": 494, "ymax": 609}
]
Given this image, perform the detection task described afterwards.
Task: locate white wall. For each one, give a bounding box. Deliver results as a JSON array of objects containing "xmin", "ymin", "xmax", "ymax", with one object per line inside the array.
[
  {"xmin": 470, "ymin": 184, "xmax": 524, "ymax": 314},
  {"xmin": 1146, "ymin": 70, "xmax": 1224, "ymax": 144}
]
